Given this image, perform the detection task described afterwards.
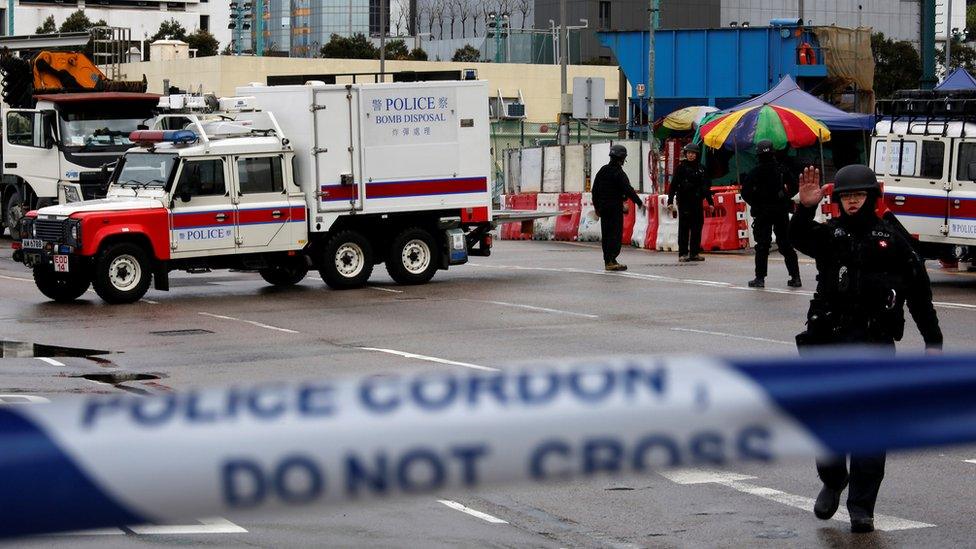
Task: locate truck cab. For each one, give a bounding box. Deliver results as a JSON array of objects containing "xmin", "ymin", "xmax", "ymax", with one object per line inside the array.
[
  {"xmin": 872, "ymin": 94, "xmax": 976, "ymax": 262},
  {"xmin": 2, "ymin": 92, "xmax": 159, "ymax": 234}
]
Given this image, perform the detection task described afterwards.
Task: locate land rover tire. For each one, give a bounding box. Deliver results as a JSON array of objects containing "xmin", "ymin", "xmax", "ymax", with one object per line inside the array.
[
  {"xmin": 319, "ymin": 230, "xmax": 374, "ymax": 289},
  {"xmin": 386, "ymin": 227, "xmax": 438, "ymax": 285},
  {"xmin": 5, "ymin": 190, "xmax": 23, "ymax": 237},
  {"xmin": 92, "ymin": 243, "xmax": 152, "ymax": 304},
  {"xmin": 260, "ymin": 258, "xmax": 309, "ymax": 286},
  {"xmin": 33, "ymin": 267, "xmax": 90, "ymax": 303}
]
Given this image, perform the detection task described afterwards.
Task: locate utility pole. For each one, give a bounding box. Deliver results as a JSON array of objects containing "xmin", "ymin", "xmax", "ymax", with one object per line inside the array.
[
  {"xmin": 7, "ymin": 0, "xmax": 12, "ymax": 37},
  {"xmin": 646, "ymin": 0, "xmax": 659, "ymax": 191},
  {"xmin": 558, "ymin": 0, "xmax": 569, "ymax": 191},
  {"xmin": 946, "ymin": 0, "xmax": 952, "ymax": 72},
  {"xmin": 380, "ymin": 0, "xmax": 387, "ymax": 82},
  {"xmin": 256, "ymin": 0, "xmax": 264, "ymax": 56}
]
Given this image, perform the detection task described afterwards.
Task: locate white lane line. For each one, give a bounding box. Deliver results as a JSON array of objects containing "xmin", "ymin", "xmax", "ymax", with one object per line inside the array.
[
  {"xmin": 357, "ymin": 346, "xmax": 499, "ymax": 372},
  {"xmin": 369, "ymin": 286, "xmax": 404, "ymax": 294},
  {"xmin": 670, "ymin": 327, "xmax": 794, "ymax": 346},
  {"xmin": 128, "ymin": 517, "xmax": 248, "ymax": 535},
  {"xmin": 34, "ymin": 357, "xmax": 65, "ymax": 366},
  {"xmin": 963, "ymin": 459, "xmax": 976, "ymax": 464},
  {"xmin": 470, "ymin": 299, "xmax": 599, "ymax": 319},
  {"xmin": 198, "ymin": 312, "xmax": 300, "ymax": 334},
  {"xmin": 0, "ymin": 274, "xmax": 31, "ymax": 282},
  {"xmin": 472, "ymin": 263, "xmax": 976, "ymax": 311},
  {"xmin": 141, "ymin": 298, "xmax": 159, "ymax": 304},
  {"xmin": 660, "ymin": 468, "xmax": 934, "ymax": 532},
  {"xmin": 0, "ymin": 394, "xmax": 51, "ymax": 404},
  {"xmin": 437, "ymin": 500, "xmax": 509, "ymax": 524}
]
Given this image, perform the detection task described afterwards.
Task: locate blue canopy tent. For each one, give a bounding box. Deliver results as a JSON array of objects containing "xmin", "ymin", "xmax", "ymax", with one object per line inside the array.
[
  {"xmin": 935, "ymin": 68, "xmax": 976, "ymax": 91},
  {"xmin": 722, "ymin": 75, "xmax": 874, "ymax": 131}
]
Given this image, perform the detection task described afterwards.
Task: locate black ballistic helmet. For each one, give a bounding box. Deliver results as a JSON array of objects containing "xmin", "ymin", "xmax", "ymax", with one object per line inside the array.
[
  {"xmin": 609, "ymin": 144, "xmax": 628, "ymax": 159},
  {"xmin": 832, "ymin": 164, "xmax": 880, "ymax": 199},
  {"xmin": 756, "ymin": 139, "xmax": 774, "ymax": 155},
  {"xmin": 682, "ymin": 142, "xmax": 700, "ymax": 154}
]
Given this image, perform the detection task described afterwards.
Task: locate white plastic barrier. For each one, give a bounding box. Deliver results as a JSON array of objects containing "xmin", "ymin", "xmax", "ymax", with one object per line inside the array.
[
  {"xmin": 631, "ymin": 194, "xmax": 651, "ymax": 248},
  {"xmin": 577, "ymin": 193, "xmax": 602, "ymax": 242},
  {"xmin": 564, "ymin": 144, "xmax": 587, "ymax": 192},
  {"xmin": 533, "ymin": 193, "xmax": 560, "ymax": 240},
  {"xmin": 655, "ymin": 195, "xmax": 680, "ymax": 252}
]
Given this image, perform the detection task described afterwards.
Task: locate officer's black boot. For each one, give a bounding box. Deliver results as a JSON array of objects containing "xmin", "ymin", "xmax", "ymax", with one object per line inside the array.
[
  {"xmin": 814, "ymin": 484, "xmax": 844, "ymax": 520},
  {"xmin": 748, "ymin": 278, "xmax": 764, "ymax": 288},
  {"xmin": 787, "ymin": 276, "xmax": 802, "ymax": 288},
  {"xmin": 850, "ymin": 515, "xmax": 875, "ymax": 533}
]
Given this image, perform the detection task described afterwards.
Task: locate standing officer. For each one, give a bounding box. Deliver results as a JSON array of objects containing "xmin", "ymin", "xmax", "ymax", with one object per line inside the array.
[
  {"xmin": 592, "ymin": 144, "xmax": 645, "ymax": 271},
  {"xmin": 741, "ymin": 140, "xmax": 802, "ymax": 288},
  {"xmin": 667, "ymin": 143, "xmax": 714, "ymax": 262},
  {"xmin": 791, "ymin": 164, "xmax": 943, "ymax": 534}
]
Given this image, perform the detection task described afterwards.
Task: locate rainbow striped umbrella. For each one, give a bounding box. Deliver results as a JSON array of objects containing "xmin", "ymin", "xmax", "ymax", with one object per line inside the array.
[{"xmin": 698, "ymin": 104, "xmax": 831, "ymax": 151}]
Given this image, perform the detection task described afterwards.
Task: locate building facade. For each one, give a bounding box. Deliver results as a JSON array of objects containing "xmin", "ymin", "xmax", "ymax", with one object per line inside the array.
[{"xmin": 8, "ymin": 1, "xmax": 231, "ymax": 51}]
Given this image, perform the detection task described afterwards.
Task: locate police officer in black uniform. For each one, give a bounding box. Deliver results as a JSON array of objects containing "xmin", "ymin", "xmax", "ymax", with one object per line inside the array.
[
  {"xmin": 667, "ymin": 143, "xmax": 714, "ymax": 262},
  {"xmin": 592, "ymin": 144, "xmax": 645, "ymax": 271},
  {"xmin": 790, "ymin": 164, "xmax": 943, "ymax": 534},
  {"xmin": 741, "ymin": 140, "xmax": 801, "ymax": 288}
]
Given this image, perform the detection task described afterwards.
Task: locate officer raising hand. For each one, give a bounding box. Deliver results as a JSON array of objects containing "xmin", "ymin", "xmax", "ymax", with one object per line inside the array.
[{"xmin": 790, "ymin": 164, "xmax": 943, "ymax": 534}]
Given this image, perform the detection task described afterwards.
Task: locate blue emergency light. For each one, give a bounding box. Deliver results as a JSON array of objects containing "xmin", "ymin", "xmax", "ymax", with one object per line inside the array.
[{"xmin": 128, "ymin": 130, "xmax": 198, "ymax": 145}]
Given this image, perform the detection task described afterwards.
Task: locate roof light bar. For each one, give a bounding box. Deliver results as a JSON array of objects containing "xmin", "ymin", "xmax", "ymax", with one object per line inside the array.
[{"xmin": 129, "ymin": 130, "xmax": 198, "ymax": 145}]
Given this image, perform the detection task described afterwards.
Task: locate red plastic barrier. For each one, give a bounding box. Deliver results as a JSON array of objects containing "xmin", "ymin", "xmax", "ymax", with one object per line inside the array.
[
  {"xmin": 643, "ymin": 194, "xmax": 659, "ymax": 249},
  {"xmin": 554, "ymin": 193, "xmax": 582, "ymax": 241},
  {"xmin": 701, "ymin": 191, "xmax": 749, "ymax": 251},
  {"xmin": 621, "ymin": 200, "xmax": 637, "ymax": 243},
  {"xmin": 501, "ymin": 193, "xmax": 537, "ymax": 240}
]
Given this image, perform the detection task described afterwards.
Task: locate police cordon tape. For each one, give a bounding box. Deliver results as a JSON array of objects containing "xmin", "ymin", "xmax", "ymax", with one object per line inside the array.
[{"xmin": 4, "ymin": 351, "xmax": 976, "ymax": 538}]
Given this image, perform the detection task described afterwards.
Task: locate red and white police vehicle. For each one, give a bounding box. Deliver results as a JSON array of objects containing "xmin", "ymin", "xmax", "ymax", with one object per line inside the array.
[
  {"xmin": 873, "ymin": 91, "xmax": 976, "ymax": 263},
  {"xmin": 12, "ymin": 81, "xmax": 494, "ymax": 303}
]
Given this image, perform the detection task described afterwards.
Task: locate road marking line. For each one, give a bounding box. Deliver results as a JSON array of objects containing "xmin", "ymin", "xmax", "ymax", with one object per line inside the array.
[
  {"xmin": 198, "ymin": 312, "xmax": 300, "ymax": 334},
  {"xmin": 128, "ymin": 517, "xmax": 248, "ymax": 535},
  {"xmin": 0, "ymin": 394, "xmax": 51, "ymax": 404},
  {"xmin": 54, "ymin": 527, "xmax": 126, "ymax": 536},
  {"xmin": 471, "ymin": 299, "xmax": 599, "ymax": 319},
  {"xmin": 670, "ymin": 327, "xmax": 794, "ymax": 346},
  {"xmin": 660, "ymin": 468, "xmax": 934, "ymax": 531},
  {"xmin": 472, "ymin": 263, "xmax": 972, "ymax": 311},
  {"xmin": 357, "ymin": 346, "xmax": 498, "ymax": 372},
  {"xmin": 437, "ymin": 500, "xmax": 509, "ymax": 524},
  {"xmin": 0, "ymin": 274, "xmax": 31, "ymax": 282},
  {"xmin": 141, "ymin": 299, "xmax": 159, "ymax": 304},
  {"xmin": 34, "ymin": 357, "xmax": 65, "ymax": 366},
  {"xmin": 369, "ymin": 286, "xmax": 404, "ymax": 293},
  {"xmin": 963, "ymin": 459, "xmax": 976, "ymax": 464}
]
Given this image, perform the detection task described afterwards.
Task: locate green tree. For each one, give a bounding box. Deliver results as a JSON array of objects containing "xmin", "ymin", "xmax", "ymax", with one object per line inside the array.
[
  {"xmin": 151, "ymin": 19, "xmax": 189, "ymax": 42},
  {"xmin": 382, "ymin": 39, "xmax": 410, "ymax": 60},
  {"xmin": 968, "ymin": 3, "xmax": 976, "ymax": 35},
  {"xmin": 35, "ymin": 15, "xmax": 56, "ymax": 34},
  {"xmin": 408, "ymin": 47, "xmax": 428, "ymax": 61},
  {"xmin": 58, "ymin": 10, "xmax": 106, "ymax": 33},
  {"xmin": 937, "ymin": 41, "xmax": 976, "ymax": 78},
  {"xmin": 452, "ymin": 44, "xmax": 480, "ymax": 62},
  {"xmin": 320, "ymin": 33, "xmax": 378, "ymax": 59},
  {"xmin": 872, "ymin": 32, "xmax": 921, "ymax": 99},
  {"xmin": 186, "ymin": 29, "xmax": 219, "ymax": 57}
]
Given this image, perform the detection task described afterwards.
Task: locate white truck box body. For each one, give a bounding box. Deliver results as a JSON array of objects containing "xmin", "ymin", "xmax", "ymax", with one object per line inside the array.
[{"xmin": 239, "ymin": 81, "xmax": 492, "ymax": 232}]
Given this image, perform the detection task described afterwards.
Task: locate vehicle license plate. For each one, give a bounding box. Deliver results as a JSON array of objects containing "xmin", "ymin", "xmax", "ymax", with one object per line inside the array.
[{"xmin": 53, "ymin": 255, "xmax": 69, "ymax": 273}]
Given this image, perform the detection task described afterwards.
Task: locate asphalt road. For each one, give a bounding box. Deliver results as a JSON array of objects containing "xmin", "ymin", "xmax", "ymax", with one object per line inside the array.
[{"xmin": 2, "ymin": 237, "xmax": 975, "ymax": 548}]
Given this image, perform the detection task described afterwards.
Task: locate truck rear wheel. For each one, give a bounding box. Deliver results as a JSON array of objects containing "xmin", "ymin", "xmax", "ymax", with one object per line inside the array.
[
  {"xmin": 386, "ymin": 228, "xmax": 438, "ymax": 285},
  {"xmin": 33, "ymin": 267, "xmax": 90, "ymax": 303},
  {"xmin": 5, "ymin": 190, "xmax": 23, "ymax": 237},
  {"xmin": 259, "ymin": 259, "xmax": 309, "ymax": 286},
  {"xmin": 92, "ymin": 243, "xmax": 152, "ymax": 304},
  {"xmin": 319, "ymin": 230, "xmax": 374, "ymax": 289}
]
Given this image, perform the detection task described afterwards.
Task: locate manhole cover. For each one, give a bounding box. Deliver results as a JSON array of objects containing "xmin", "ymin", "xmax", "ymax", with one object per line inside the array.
[{"xmin": 149, "ymin": 329, "xmax": 215, "ymax": 336}]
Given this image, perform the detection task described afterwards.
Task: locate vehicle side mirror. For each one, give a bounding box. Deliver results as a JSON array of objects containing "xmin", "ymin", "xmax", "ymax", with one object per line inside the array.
[
  {"xmin": 179, "ymin": 192, "xmax": 192, "ymax": 203},
  {"xmin": 41, "ymin": 111, "xmax": 58, "ymax": 149},
  {"xmin": 967, "ymin": 162, "xmax": 976, "ymax": 181}
]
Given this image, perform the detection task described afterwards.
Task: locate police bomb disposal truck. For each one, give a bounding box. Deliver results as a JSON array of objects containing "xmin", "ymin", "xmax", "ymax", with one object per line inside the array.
[{"xmin": 12, "ymin": 81, "xmax": 493, "ymax": 303}]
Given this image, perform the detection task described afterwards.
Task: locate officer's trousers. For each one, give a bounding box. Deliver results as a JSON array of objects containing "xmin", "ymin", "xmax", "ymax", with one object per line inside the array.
[
  {"xmin": 677, "ymin": 207, "xmax": 703, "ymax": 257},
  {"xmin": 816, "ymin": 454, "xmax": 886, "ymax": 518},
  {"xmin": 600, "ymin": 209, "xmax": 624, "ymax": 264},
  {"xmin": 752, "ymin": 211, "xmax": 799, "ymax": 279}
]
